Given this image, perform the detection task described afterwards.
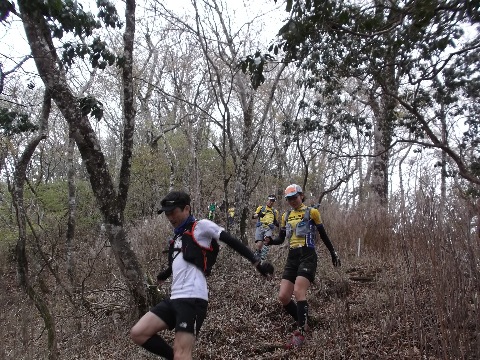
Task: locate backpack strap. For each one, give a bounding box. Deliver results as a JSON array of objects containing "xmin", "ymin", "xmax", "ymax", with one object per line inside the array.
[
  {"xmin": 184, "ymin": 221, "xmax": 216, "ymax": 251},
  {"xmin": 167, "ymin": 236, "xmax": 182, "ymax": 266},
  {"xmin": 257, "ymin": 205, "xmax": 266, "ymax": 226},
  {"xmin": 284, "ymin": 209, "xmax": 291, "ymax": 226},
  {"xmin": 303, "ymin": 207, "xmax": 311, "ymax": 222},
  {"xmin": 166, "ymin": 221, "xmax": 196, "ymax": 266},
  {"xmin": 183, "ymin": 221, "xmax": 196, "ymax": 239},
  {"xmin": 181, "ymin": 220, "xmax": 219, "ymax": 275},
  {"xmin": 284, "ymin": 207, "xmax": 311, "ymax": 225},
  {"xmin": 259, "ymin": 205, "xmax": 277, "ymax": 224}
]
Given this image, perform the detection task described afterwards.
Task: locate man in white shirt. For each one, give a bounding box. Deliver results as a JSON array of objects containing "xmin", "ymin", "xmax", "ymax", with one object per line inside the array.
[{"xmin": 130, "ymin": 191, "xmax": 273, "ymax": 360}]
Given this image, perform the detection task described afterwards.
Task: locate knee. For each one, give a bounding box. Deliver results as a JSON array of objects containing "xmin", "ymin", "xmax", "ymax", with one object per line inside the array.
[
  {"xmin": 130, "ymin": 325, "xmax": 144, "ymax": 345},
  {"xmin": 278, "ymin": 293, "xmax": 290, "ymax": 306},
  {"xmin": 173, "ymin": 348, "xmax": 188, "ymax": 360},
  {"xmin": 293, "ymin": 288, "xmax": 306, "ymax": 301},
  {"xmin": 173, "ymin": 341, "xmax": 193, "ymax": 360}
]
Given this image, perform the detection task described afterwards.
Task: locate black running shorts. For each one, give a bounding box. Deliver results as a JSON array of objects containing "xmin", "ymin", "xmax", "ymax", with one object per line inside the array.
[
  {"xmin": 282, "ymin": 247, "xmax": 318, "ymax": 284},
  {"xmin": 150, "ymin": 298, "xmax": 208, "ymax": 336}
]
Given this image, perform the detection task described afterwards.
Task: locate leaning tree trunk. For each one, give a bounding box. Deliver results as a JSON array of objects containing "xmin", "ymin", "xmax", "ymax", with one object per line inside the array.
[
  {"xmin": 18, "ymin": 0, "xmax": 148, "ymax": 315},
  {"xmin": 12, "ymin": 91, "xmax": 58, "ymax": 360}
]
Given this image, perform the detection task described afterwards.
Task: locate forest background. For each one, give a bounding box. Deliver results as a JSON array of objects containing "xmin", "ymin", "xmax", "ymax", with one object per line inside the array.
[{"xmin": 0, "ymin": 0, "xmax": 479, "ymax": 359}]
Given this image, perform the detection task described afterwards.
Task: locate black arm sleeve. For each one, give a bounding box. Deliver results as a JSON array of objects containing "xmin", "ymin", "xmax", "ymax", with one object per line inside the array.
[
  {"xmin": 157, "ymin": 242, "xmax": 174, "ymax": 281},
  {"xmin": 270, "ymin": 228, "xmax": 286, "ymax": 245},
  {"xmin": 157, "ymin": 266, "xmax": 172, "ymax": 281},
  {"xmin": 317, "ymin": 223, "xmax": 335, "ymax": 253},
  {"xmin": 219, "ymin": 231, "xmax": 257, "ymax": 263}
]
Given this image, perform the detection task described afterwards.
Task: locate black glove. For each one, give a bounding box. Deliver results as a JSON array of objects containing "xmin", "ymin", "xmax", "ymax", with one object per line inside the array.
[
  {"xmin": 256, "ymin": 260, "xmax": 274, "ymax": 277},
  {"xmin": 258, "ymin": 212, "xmax": 265, "ymax": 218},
  {"xmin": 263, "ymin": 235, "xmax": 272, "ymax": 245},
  {"xmin": 331, "ymin": 251, "xmax": 341, "ymax": 267}
]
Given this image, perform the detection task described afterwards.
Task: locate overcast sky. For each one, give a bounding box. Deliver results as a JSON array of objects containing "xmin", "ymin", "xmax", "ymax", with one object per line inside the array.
[{"xmin": 0, "ymin": 0, "xmax": 286, "ymax": 77}]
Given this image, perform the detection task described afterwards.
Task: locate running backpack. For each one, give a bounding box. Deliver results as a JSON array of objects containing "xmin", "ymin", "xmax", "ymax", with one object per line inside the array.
[
  {"xmin": 258, "ymin": 205, "xmax": 278, "ymax": 226},
  {"xmin": 284, "ymin": 207, "xmax": 311, "ymax": 224},
  {"xmin": 284, "ymin": 207, "xmax": 312, "ymax": 239},
  {"xmin": 169, "ymin": 221, "xmax": 219, "ymax": 276}
]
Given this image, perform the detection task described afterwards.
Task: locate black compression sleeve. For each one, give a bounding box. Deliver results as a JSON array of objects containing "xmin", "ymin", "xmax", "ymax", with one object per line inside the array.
[
  {"xmin": 317, "ymin": 223, "xmax": 335, "ymax": 253},
  {"xmin": 142, "ymin": 335, "xmax": 174, "ymax": 359},
  {"xmin": 270, "ymin": 228, "xmax": 286, "ymax": 245},
  {"xmin": 156, "ymin": 266, "xmax": 172, "ymax": 281},
  {"xmin": 219, "ymin": 231, "xmax": 257, "ymax": 263}
]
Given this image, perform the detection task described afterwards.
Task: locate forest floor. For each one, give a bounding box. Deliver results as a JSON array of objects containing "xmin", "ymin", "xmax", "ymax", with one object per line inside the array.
[{"xmin": 2, "ymin": 241, "xmax": 442, "ymax": 360}]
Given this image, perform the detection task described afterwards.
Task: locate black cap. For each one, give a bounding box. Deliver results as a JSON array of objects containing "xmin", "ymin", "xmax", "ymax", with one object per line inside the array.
[
  {"xmin": 157, "ymin": 191, "xmax": 191, "ymax": 214},
  {"xmin": 267, "ymin": 194, "xmax": 276, "ymax": 201}
]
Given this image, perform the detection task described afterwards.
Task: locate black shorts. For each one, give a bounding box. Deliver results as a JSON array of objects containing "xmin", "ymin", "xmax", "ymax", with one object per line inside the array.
[
  {"xmin": 150, "ymin": 298, "xmax": 208, "ymax": 336},
  {"xmin": 282, "ymin": 247, "xmax": 317, "ymax": 284}
]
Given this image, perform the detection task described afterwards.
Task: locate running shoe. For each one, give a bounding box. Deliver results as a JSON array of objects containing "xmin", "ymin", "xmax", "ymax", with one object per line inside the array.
[{"xmin": 285, "ymin": 330, "xmax": 305, "ymax": 349}]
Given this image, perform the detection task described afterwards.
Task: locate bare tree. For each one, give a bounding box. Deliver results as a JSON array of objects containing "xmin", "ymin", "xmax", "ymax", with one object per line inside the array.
[
  {"xmin": 12, "ymin": 91, "xmax": 58, "ymax": 359},
  {"xmin": 17, "ymin": 0, "xmax": 149, "ymax": 314},
  {"xmin": 189, "ymin": 0, "xmax": 286, "ymax": 242}
]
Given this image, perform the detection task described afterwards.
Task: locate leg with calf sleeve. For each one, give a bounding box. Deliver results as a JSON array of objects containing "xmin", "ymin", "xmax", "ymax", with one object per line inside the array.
[
  {"xmin": 297, "ymin": 300, "xmax": 308, "ymax": 334},
  {"xmin": 141, "ymin": 335, "xmax": 174, "ymax": 360},
  {"xmin": 260, "ymin": 244, "xmax": 269, "ymax": 260},
  {"xmin": 283, "ymin": 300, "xmax": 298, "ymax": 321}
]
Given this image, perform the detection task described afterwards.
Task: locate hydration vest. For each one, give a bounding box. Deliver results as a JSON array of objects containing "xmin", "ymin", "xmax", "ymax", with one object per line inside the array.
[
  {"xmin": 257, "ymin": 205, "xmax": 278, "ymax": 226},
  {"xmin": 168, "ymin": 221, "xmax": 219, "ymax": 276},
  {"xmin": 284, "ymin": 207, "xmax": 313, "ymax": 240}
]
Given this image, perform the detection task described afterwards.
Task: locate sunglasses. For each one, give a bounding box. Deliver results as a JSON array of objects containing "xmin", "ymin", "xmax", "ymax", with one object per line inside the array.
[{"xmin": 285, "ymin": 194, "xmax": 299, "ymax": 200}]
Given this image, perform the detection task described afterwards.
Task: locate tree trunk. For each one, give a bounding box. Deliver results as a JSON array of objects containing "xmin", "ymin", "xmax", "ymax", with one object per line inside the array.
[
  {"xmin": 477, "ymin": 197, "xmax": 480, "ymax": 240},
  {"xmin": 369, "ymin": 2, "xmax": 398, "ymax": 206},
  {"xmin": 18, "ymin": 0, "xmax": 148, "ymax": 315},
  {"xmin": 370, "ymin": 93, "xmax": 394, "ymax": 205},
  {"xmin": 12, "ymin": 91, "xmax": 58, "ymax": 360},
  {"xmin": 440, "ymin": 102, "xmax": 447, "ymax": 216},
  {"xmin": 66, "ymin": 133, "xmax": 76, "ymax": 287}
]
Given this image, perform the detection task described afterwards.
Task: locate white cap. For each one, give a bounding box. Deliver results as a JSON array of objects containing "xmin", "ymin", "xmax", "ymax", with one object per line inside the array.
[{"xmin": 284, "ymin": 184, "xmax": 302, "ymax": 198}]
